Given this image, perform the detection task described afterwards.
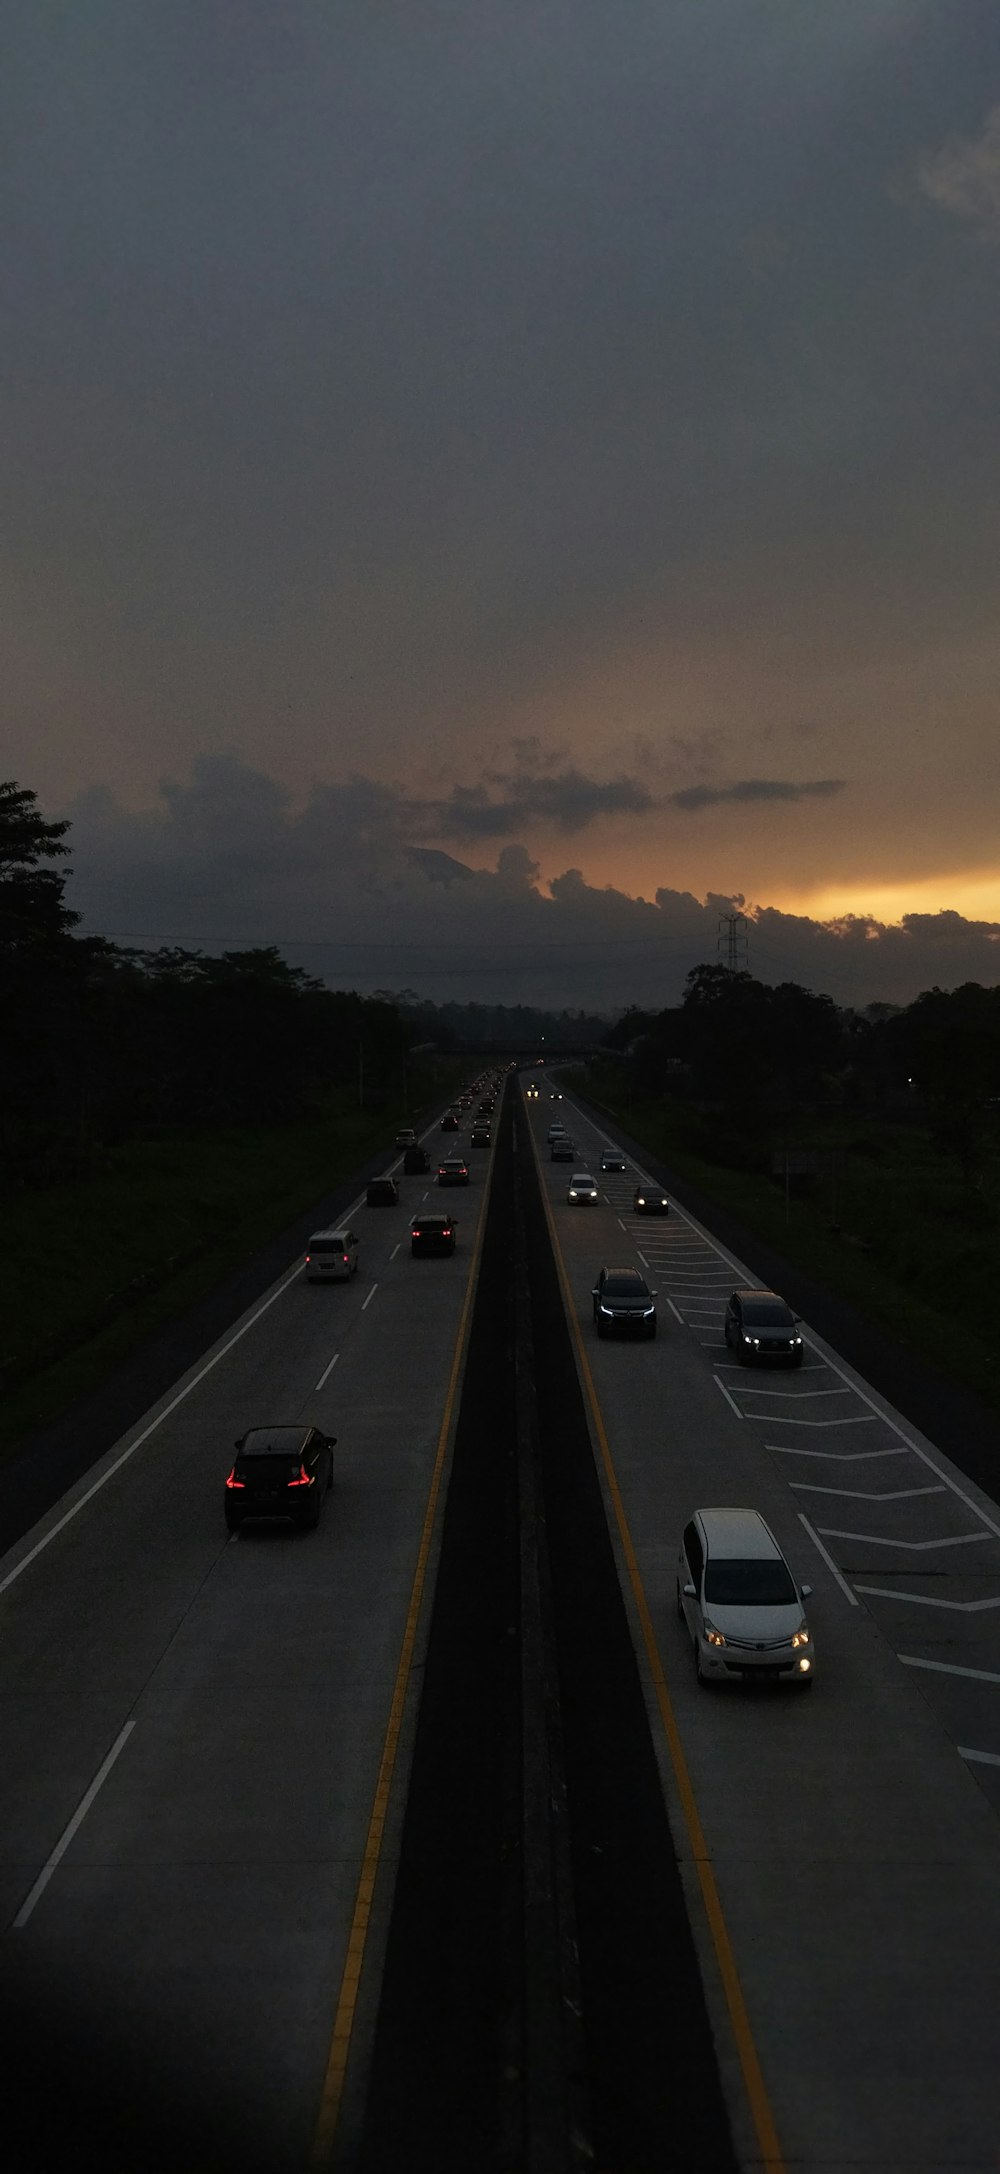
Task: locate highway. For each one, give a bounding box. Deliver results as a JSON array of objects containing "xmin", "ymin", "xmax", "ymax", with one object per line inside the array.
[
  {"xmin": 3, "ymin": 1066, "xmax": 1000, "ymax": 2170},
  {"xmin": 530, "ymin": 1072, "xmax": 1000, "ymax": 2173},
  {"xmin": 0, "ymin": 1110, "xmax": 496, "ymax": 2172}
]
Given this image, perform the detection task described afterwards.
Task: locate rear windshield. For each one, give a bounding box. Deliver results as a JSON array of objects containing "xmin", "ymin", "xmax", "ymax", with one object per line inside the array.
[
  {"xmin": 740, "ymin": 1299, "xmax": 794, "ymax": 1327},
  {"xmin": 310, "ymin": 1235, "xmax": 347, "ymax": 1250},
  {"xmin": 240, "ymin": 1431, "xmax": 306, "ymax": 1457},
  {"xmin": 704, "ymin": 1558, "xmax": 798, "ymax": 1606}
]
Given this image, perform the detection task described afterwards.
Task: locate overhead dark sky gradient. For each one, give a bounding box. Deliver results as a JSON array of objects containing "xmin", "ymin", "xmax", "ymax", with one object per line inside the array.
[{"xmin": 5, "ymin": 2, "xmax": 1000, "ymax": 1005}]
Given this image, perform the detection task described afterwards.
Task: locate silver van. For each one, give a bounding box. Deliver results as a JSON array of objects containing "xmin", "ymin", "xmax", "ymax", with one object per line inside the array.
[
  {"xmin": 677, "ymin": 1508, "xmax": 814, "ymax": 1688},
  {"xmin": 304, "ymin": 1228, "xmax": 359, "ymax": 1283}
]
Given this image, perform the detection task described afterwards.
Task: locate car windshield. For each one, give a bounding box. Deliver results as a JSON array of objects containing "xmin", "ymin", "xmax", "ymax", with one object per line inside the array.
[
  {"xmin": 603, "ymin": 1273, "xmax": 647, "ymax": 1297},
  {"xmin": 741, "ymin": 1299, "xmax": 795, "ymax": 1327},
  {"xmin": 703, "ymin": 1558, "xmax": 798, "ymax": 1606}
]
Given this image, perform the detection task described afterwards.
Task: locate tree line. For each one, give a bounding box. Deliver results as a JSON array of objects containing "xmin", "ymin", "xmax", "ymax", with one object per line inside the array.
[
  {"xmin": 0, "ymin": 782, "xmax": 413, "ymax": 1186},
  {"xmin": 601, "ymin": 961, "xmax": 1000, "ymax": 1185}
]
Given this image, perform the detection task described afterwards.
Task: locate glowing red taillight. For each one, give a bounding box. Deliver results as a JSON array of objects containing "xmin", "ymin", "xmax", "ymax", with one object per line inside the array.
[
  {"xmin": 226, "ymin": 1469, "xmax": 245, "ymax": 1490},
  {"xmin": 287, "ymin": 1463, "xmax": 313, "ymax": 1487},
  {"xmin": 342, "ymin": 1254, "xmax": 349, "ymax": 1263}
]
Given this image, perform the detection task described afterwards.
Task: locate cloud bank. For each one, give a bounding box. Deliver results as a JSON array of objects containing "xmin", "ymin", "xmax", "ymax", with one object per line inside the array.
[{"xmin": 63, "ymin": 756, "xmax": 1000, "ymax": 1013}]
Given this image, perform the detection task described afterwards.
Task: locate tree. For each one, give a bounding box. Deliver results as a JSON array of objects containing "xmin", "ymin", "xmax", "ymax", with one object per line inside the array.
[{"xmin": 0, "ymin": 780, "xmax": 79, "ymax": 947}]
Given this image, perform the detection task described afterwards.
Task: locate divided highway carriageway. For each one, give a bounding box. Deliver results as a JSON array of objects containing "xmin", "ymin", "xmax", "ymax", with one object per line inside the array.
[{"xmin": 3, "ymin": 1067, "xmax": 1000, "ymax": 2170}]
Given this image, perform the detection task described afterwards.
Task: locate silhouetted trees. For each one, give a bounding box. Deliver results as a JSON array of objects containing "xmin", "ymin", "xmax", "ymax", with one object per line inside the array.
[{"xmin": 0, "ymin": 782, "xmax": 416, "ymax": 1186}]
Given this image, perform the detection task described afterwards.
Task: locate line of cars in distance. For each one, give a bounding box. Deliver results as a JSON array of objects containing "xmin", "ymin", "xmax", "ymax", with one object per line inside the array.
[
  {"xmin": 536, "ymin": 1087, "xmax": 815, "ymax": 1685},
  {"xmin": 226, "ymin": 1072, "xmax": 509, "ymax": 1535}
]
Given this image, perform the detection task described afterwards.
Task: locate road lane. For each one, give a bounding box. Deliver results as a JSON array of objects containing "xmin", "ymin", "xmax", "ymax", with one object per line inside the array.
[
  {"xmin": 0, "ymin": 1102, "xmax": 496, "ymax": 2173},
  {"xmin": 528, "ymin": 1072, "xmax": 1000, "ymax": 2173}
]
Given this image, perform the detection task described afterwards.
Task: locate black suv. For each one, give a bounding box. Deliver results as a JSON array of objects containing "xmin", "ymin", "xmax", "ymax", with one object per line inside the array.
[
  {"xmin": 366, "ymin": 1175, "xmax": 399, "ymax": 1206},
  {"xmin": 592, "ymin": 1267, "xmax": 657, "ymax": 1339},
  {"xmin": 225, "ymin": 1425, "xmax": 335, "ymax": 1531},
  {"xmin": 403, "ymin": 1144, "xmax": 430, "ymax": 1174},
  {"xmin": 411, "ymin": 1213, "xmax": 457, "ymax": 1256},
  {"xmin": 724, "ymin": 1289, "xmax": 804, "ymax": 1365}
]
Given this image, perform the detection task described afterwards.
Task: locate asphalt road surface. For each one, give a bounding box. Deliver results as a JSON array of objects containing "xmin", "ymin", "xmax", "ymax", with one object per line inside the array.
[{"xmin": 4, "ymin": 1071, "xmax": 1000, "ymax": 2171}]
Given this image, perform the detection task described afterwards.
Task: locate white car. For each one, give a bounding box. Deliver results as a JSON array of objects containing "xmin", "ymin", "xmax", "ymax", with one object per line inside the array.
[
  {"xmin": 304, "ymin": 1228, "xmax": 359, "ymax": 1282},
  {"xmin": 547, "ymin": 1122, "xmax": 568, "ymax": 1143},
  {"xmin": 600, "ymin": 1148, "xmax": 627, "ymax": 1172},
  {"xmin": 567, "ymin": 1172, "xmax": 598, "ymax": 1203},
  {"xmin": 677, "ymin": 1509, "xmax": 814, "ymax": 1688}
]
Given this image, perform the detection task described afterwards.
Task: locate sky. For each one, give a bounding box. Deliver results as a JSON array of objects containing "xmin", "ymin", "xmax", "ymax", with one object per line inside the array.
[{"xmin": 5, "ymin": 1, "xmax": 1000, "ymax": 1010}]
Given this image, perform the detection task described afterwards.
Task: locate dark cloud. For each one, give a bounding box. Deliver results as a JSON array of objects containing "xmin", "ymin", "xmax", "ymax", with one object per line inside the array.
[
  {"xmin": 670, "ymin": 779, "xmax": 848, "ymax": 811},
  {"xmin": 423, "ymin": 766, "xmax": 657, "ymax": 839},
  {"xmin": 62, "ymin": 757, "xmax": 1000, "ymax": 1012}
]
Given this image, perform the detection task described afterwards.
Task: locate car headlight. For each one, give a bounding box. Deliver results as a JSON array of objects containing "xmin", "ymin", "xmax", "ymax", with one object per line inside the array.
[
  {"xmin": 704, "ymin": 1623, "xmax": 726, "ymax": 1648},
  {"xmin": 636, "ymin": 1195, "xmax": 646, "ymax": 1205},
  {"xmin": 642, "ymin": 1305, "xmax": 655, "ymax": 1316},
  {"xmin": 792, "ymin": 1334, "xmax": 803, "ymax": 1345},
  {"xmin": 791, "ymin": 1627, "xmax": 811, "ymax": 1649},
  {"xmin": 568, "ymin": 1189, "xmax": 578, "ymax": 1198}
]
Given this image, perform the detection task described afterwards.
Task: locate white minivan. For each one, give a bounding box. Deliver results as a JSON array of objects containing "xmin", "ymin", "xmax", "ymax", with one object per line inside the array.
[
  {"xmin": 304, "ymin": 1228, "xmax": 359, "ymax": 1283},
  {"xmin": 677, "ymin": 1508, "xmax": 814, "ymax": 1688}
]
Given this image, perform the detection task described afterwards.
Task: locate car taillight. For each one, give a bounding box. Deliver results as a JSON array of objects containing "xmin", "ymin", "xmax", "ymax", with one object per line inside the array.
[
  {"xmin": 305, "ymin": 1254, "xmax": 311, "ymax": 1263},
  {"xmin": 342, "ymin": 1254, "xmax": 349, "ymax": 1263},
  {"xmin": 287, "ymin": 1464, "xmax": 313, "ymax": 1487},
  {"xmin": 442, "ymin": 1228, "xmax": 452, "ymax": 1237},
  {"xmin": 226, "ymin": 1469, "xmax": 245, "ymax": 1489}
]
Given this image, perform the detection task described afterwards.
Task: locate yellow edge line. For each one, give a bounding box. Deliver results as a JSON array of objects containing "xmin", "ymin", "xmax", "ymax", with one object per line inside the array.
[
  {"xmin": 309, "ymin": 1139, "xmax": 495, "ymax": 2168},
  {"xmin": 530, "ymin": 1124, "xmax": 787, "ymax": 2174}
]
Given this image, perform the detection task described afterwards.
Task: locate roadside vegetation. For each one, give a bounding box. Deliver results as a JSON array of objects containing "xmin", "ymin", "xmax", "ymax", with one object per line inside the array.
[
  {"xmin": 565, "ymin": 962, "xmax": 1000, "ymax": 1417},
  {"xmin": 0, "ymin": 779, "xmax": 466, "ymax": 1456}
]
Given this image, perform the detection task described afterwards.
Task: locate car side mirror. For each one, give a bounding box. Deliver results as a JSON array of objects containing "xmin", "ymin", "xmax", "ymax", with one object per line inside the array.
[
  {"xmin": 800, "ymin": 1583, "xmax": 812, "ymax": 1598},
  {"xmin": 234, "ymin": 1435, "xmax": 245, "ymax": 1449},
  {"xmin": 650, "ymin": 1289, "xmax": 658, "ymax": 1298},
  {"xmin": 793, "ymin": 1314, "xmax": 803, "ymax": 1325},
  {"xmin": 326, "ymin": 1434, "xmax": 338, "ymax": 1448},
  {"xmin": 591, "ymin": 1287, "xmax": 600, "ymax": 1297},
  {"xmin": 683, "ymin": 1582, "xmax": 696, "ymax": 1598}
]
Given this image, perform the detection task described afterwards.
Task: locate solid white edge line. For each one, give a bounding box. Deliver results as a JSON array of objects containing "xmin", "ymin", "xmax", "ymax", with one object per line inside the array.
[
  {"xmin": 315, "ymin": 1351, "xmax": 340, "ymax": 1392},
  {"xmin": 797, "ymin": 1514, "xmax": 859, "ymax": 1606},
  {"xmin": 14, "ymin": 1719, "xmax": 137, "ymax": 1927},
  {"xmin": 713, "ymin": 1373, "xmax": 743, "ymax": 1419},
  {"xmin": 958, "ymin": 1746, "xmax": 1000, "ymax": 1768},
  {"xmin": 667, "ymin": 1298, "xmax": 685, "ymax": 1325},
  {"xmin": 0, "ymin": 1259, "xmax": 305, "ymax": 1600},
  {"xmin": 361, "ymin": 1283, "xmax": 378, "ymax": 1311}
]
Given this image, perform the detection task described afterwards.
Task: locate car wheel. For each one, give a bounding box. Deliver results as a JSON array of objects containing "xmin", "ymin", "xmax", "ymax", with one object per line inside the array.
[
  {"xmin": 695, "ymin": 1646, "xmax": 708, "ymax": 1686},
  {"xmin": 675, "ymin": 1582, "xmax": 684, "ymax": 1621},
  {"xmin": 646, "ymin": 1323, "xmax": 656, "ymax": 1340},
  {"xmin": 225, "ymin": 1508, "xmax": 242, "ymax": 1534},
  {"xmin": 792, "ymin": 1351, "xmax": 803, "ymax": 1367},
  {"xmin": 304, "ymin": 1494, "xmax": 322, "ymax": 1531},
  {"xmin": 799, "ymin": 1676, "xmax": 814, "ymax": 1693},
  {"xmin": 596, "ymin": 1321, "xmax": 606, "ymax": 1339}
]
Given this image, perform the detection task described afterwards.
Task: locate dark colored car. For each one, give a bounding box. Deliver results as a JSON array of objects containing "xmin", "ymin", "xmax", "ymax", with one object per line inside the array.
[
  {"xmin": 592, "ymin": 1267, "xmax": 657, "ymax": 1339},
  {"xmin": 550, "ymin": 1136, "xmax": 575, "ymax": 1161},
  {"xmin": 633, "ymin": 1183, "xmax": 669, "ymax": 1215},
  {"xmin": 225, "ymin": 1425, "xmax": 335, "ymax": 1532},
  {"xmin": 366, "ymin": 1175, "xmax": 399, "ymax": 1206},
  {"xmin": 437, "ymin": 1157, "xmax": 470, "ymax": 1186},
  {"xmin": 411, "ymin": 1214, "xmax": 457, "ymax": 1256},
  {"xmin": 478, "ymin": 1099, "xmax": 495, "ymax": 1115},
  {"xmin": 724, "ymin": 1289, "xmax": 804, "ymax": 1365},
  {"xmin": 403, "ymin": 1144, "xmax": 430, "ymax": 1174},
  {"xmin": 440, "ymin": 1112, "xmax": 460, "ymax": 1130},
  {"xmin": 470, "ymin": 1125, "xmax": 491, "ymax": 1147}
]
